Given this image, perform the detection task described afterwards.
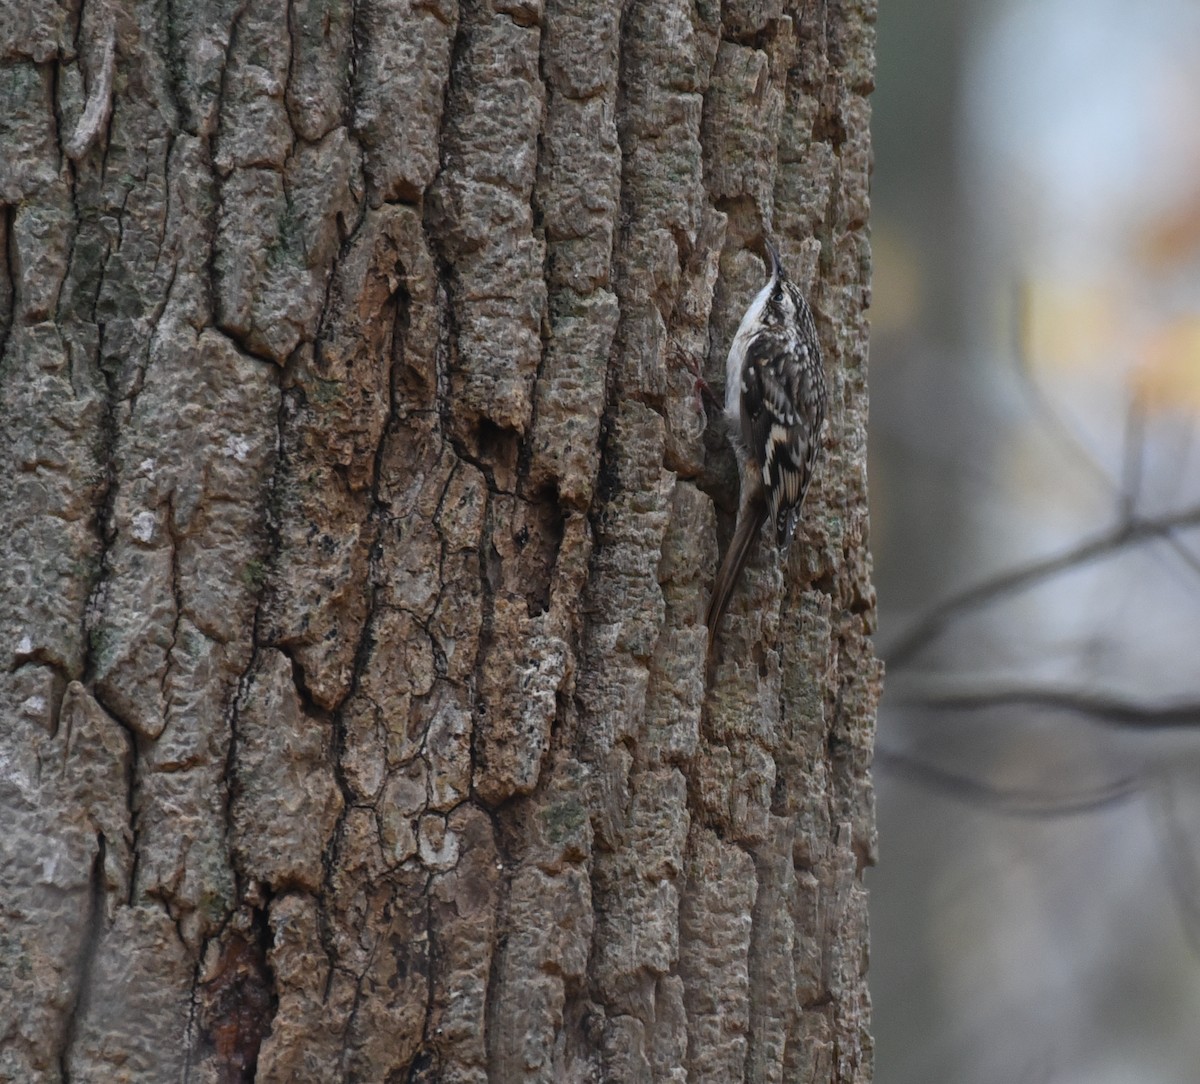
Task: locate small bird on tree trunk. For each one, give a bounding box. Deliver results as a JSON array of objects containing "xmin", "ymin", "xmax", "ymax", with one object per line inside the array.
[{"xmin": 706, "ymin": 238, "xmax": 827, "ymax": 660}]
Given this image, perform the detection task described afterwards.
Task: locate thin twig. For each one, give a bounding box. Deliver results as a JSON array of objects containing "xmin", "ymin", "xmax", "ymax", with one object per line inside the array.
[
  {"xmin": 1011, "ymin": 279, "xmax": 1200, "ymax": 578},
  {"xmin": 884, "ymin": 504, "xmax": 1200, "ymax": 667},
  {"xmin": 876, "ymin": 745, "xmax": 1142, "ymax": 818},
  {"xmin": 896, "ymin": 682, "xmax": 1200, "ymax": 731},
  {"xmin": 1149, "ymin": 771, "xmax": 1200, "ymax": 957},
  {"xmin": 1119, "ymin": 395, "xmax": 1146, "ymax": 521}
]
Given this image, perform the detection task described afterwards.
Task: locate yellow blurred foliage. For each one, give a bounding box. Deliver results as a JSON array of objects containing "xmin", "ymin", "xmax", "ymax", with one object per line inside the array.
[
  {"xmin": 869, "ymin": 222, "xmax": 923, "ymax": 336},
  {"xmin": 1135, "ymin": 317, "xmax": 1200, "ymax": 412},
  {"xmin": 1019, "ymin": 279, "xmax": 1119, "ymax": 372}
]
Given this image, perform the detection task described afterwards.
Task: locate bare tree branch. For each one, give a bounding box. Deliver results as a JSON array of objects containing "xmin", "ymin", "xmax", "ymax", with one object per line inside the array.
[
  {"xmin": 1010, "ymin": 280, "xmax": 1200, "ymax": 579},
  {"xmin": 896, "ymin": 682, "xmax": 1200, "ymax": 730},
  {"xmin": 884, "ymin": 504, "xmax": 1200, "ymax": 667},
  {"xmin": 876, "ymin": 745, "xmax": 1142, "ymax": 817}
]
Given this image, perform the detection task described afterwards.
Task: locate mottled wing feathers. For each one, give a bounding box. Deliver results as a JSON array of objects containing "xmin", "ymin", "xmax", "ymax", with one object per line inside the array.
[{"xmin": 738, "ymin": 285, "xmax": 825, "ymax": 547}]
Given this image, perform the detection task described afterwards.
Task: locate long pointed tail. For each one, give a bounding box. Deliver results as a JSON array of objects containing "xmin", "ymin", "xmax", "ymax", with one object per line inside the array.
[{"xmin": 705, "ymin": 487, "xmax": 768, "ymax": 662}]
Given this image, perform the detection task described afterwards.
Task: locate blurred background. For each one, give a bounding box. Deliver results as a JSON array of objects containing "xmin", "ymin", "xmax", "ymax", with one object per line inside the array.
[{"xmin": 866, "ymin": 0, "xmax": 1200, "ymax": 1081}]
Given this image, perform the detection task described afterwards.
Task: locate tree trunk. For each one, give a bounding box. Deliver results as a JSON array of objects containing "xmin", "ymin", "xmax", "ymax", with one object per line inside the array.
[{"xmin": 0, "ymin": 0, "xmax": 878, "ymax": 1080}]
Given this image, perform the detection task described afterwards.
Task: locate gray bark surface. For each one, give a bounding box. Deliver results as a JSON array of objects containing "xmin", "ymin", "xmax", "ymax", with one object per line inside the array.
[{"xmin": 0, "ymin": 0, "xmax": 879, "ymax": 1080}]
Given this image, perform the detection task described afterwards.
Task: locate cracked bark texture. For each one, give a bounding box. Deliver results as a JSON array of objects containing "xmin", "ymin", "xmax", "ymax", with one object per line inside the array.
[{"xmin": 0, "ymin": 0, "xmax": 878, "ymax": 1079}]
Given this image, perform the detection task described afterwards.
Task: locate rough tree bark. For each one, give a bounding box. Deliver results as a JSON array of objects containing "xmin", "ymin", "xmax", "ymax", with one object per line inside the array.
[{"xmin": 0, "ymin": 0, "xmax": 878, "ymax": 1080}]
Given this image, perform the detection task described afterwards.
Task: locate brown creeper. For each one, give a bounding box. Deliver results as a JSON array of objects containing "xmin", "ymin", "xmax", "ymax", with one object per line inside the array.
[{"xmin": 705, "ymin": 239, "xmax": 826, "ymax": 656}]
